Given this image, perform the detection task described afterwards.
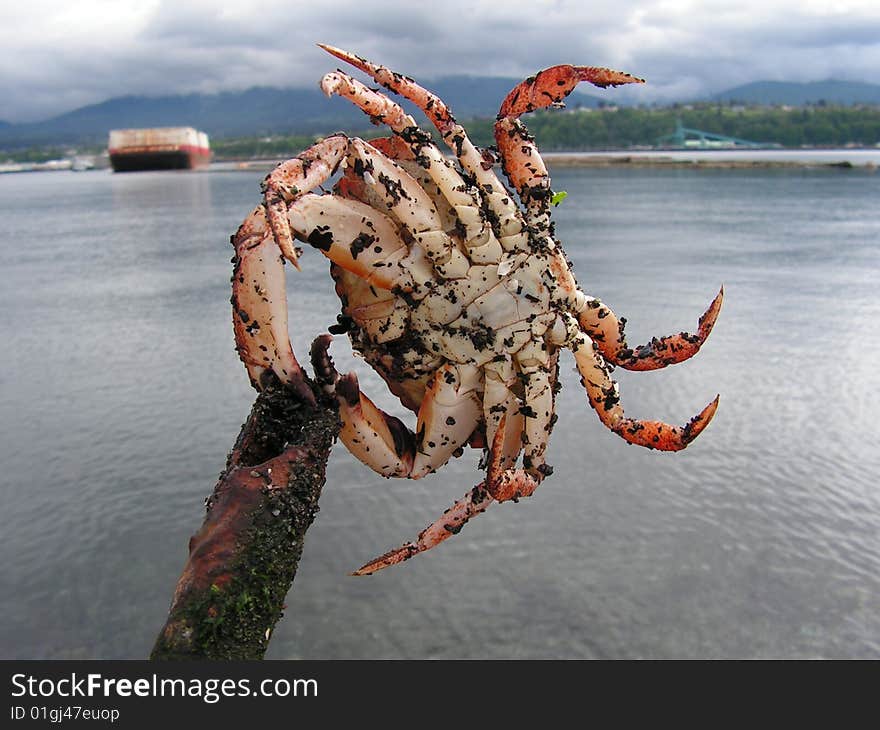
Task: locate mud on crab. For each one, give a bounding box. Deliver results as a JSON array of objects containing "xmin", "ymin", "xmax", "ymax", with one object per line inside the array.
[{"xmin": 231, "ymin": 45, "xmax": 723, "ymax": 575}]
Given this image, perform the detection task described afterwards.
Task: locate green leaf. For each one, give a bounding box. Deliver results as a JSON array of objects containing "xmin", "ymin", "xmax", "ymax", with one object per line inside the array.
[{"xmin": 551, "ymin": 190, "xmax": 568, "ymax": 207}]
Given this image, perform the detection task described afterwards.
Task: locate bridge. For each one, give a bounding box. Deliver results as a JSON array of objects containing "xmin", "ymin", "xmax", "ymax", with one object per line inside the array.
[{"xmin": 657, "ymin": 118, "xmax": 781, "ymax": 149}]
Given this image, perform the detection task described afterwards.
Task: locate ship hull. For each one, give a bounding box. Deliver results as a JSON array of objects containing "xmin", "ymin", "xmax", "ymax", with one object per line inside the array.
[
  {"xmin": 108, "ymin": 128, "xmax": 211, "ymax": 173},
  {"xmin": 110, "ymin": 147, "xmax": 211, "ymax": 172}
]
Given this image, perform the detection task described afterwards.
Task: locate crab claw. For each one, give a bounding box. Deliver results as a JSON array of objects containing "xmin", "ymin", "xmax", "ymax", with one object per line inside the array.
[
  {"xmin": 612, "ymin": 395, "xmax": 720, "ymax": 451},
  {"xmin": 580, "ymin": 287, "xmax": 724, "ymax": 372},
  {"xmin": 498, "ymin": 64, "xmax": 644, "ymax": 120},
  {"xmin": 619, "ymin": 287, "xmax": 724, "ymax": 371},
  {"xmin": 495, "ymin": 63, "xmax": 644, "ymax": 221},
  {"xmin": 569, "ymin": 326, "xmax": 718, "ymax": 452}
]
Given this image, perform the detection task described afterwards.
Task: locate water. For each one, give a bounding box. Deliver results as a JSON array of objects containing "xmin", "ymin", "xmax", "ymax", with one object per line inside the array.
[
  {"xmin": 551, "ymin": 148, "xmax": 880, "ymax": 166},
  {"xmin": 1, "ymin": 163, "xmax": 878, "ymax": 659}
]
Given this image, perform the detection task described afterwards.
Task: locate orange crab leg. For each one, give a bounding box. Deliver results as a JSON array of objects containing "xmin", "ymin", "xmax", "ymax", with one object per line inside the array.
[
  {"xmin": 482, "ymin": 356, "xmax": 525, "ymax": 474},
  {"xmin": 312, "ymin": 338, "xmax": 505, "ymax": 574},
  {"xmin": 578, "ymin": 287, "xmax": 724, "ymax": 371},
  {"xmin": 343, "ymin": 136, "xmax": 472, "ymax": 279},
  {"xmin": 494, "ymin": 65, "xmax": 722, "ymax": 371},
  {"xmin": 496, "ymin": 70, "xmax": 644, "ymax": 241},
  {"xmin": 499, "ymin": 65, "xmax": 645, "ymax": 120},
  {"xmin": 483, "ymin": 412, "xmax": 542, "ymax": 502},
  {"xmin": 352, "ymin": 416, "xmax": 541, "ymax": 576},
  {"xmin": 495, "ymin": 65, "xmax": 644, "ymax": 211},
  {"xmin": 352, "ymin": 483, "xmax": 495, "ymax": 576},
  {"xmin": 367, "ymin": 135, "xmax": 416, "ymax": 161},
  {"xmin": 568, "ymin": 323, "xmax": 718, "ymax": 450},
  {"xmin": 319, "ymin": 45, "xmax": 486, "ymax": 175}
]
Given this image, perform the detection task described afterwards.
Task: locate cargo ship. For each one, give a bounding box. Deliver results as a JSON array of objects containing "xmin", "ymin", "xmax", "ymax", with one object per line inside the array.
[{"xmin": 108, "ymin": 127, "xmax": 211, "ymax": 172}]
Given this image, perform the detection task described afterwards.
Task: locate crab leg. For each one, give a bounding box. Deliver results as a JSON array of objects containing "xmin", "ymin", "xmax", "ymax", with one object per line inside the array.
[
  {"xmin": 310, "ymin": 337, "xmax": 481, "ymax": 480},
  {"xmin": 231, "ymin": 205, "xmax": 314, "ymax": 404},
  {"xmin": 514, "ymin": 340, "xmax": 556, "ymax": 477},
  {"xmin": 366, "ymin": 137, "xmax": 477, "ymax": 257},
  {"xmin": 330, "ymin": 143, "xmax": 437, "ymax": 300},
  {"xmin": 577, "ymin": 287, "xmax": 724, "ymax": 371},
  {"xmin": 565, "ymin": 317, "xmax": 718, "ymax": 450},
  {"xmin": 495, "ymin": 65, "xmax": 643, "ymax": 230},
  {"xmin": 318, "ymin": 44, "xmax": 530, "ymax": 252},
  {"xmin": 411, "ymin": 363, "xmax": 483, "ymax": 478},
  {"xmin": 366, "ymin": 135, "xmax": 415, "ymax": 162},
  {"xmin": 343, "ymin": 137, "xmax": 471, "ymax": 279},
  {"xmin": 352, "ymin": 410, "xmax": 543, "ymax": 575},
  {"xmin": 321, "ymin": 70, "xmax": 502, "ymax": 262},
  {"xmin": 483, "ymin": 413, "xmax": 542, "ymax": 502},
  {"xmin": 311, "ymin": 335, "xmax": 415, "ymax": 477},
  {"xmin": 352, "ymin": 483, "xmax": 495, "ymax": 575},
  {"xmin": 493, "ymin": 66, "xmax": 722, "ymax": 368},
  {"xmin": 321, "ymin": 71, "xmax": 470, "ymax": 215},
  {"xmin": 482, "ymin": 356, "xmax": 525, "ymax": 474},
  {"xmin": 357, "ymin": 352, "xmax": 552, "ymax": 575},
  {"xmin": 261, "ymin": 133, "xmax": 349, "ymax": 268}
]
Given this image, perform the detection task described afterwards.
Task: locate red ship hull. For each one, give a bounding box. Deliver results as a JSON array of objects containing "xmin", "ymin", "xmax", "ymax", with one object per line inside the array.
[{"xmin": 109, "ymin": 146, "xmax": 211, "ymax": 172}]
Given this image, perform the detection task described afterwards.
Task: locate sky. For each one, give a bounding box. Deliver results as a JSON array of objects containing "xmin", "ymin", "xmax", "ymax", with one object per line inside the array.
[{"xmin": 1, "ymin": 0, "xmax": 879, "ymax": 123}]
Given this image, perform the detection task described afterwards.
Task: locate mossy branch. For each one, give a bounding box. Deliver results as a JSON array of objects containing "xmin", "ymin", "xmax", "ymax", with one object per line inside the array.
[{"xmin": 150, "ymin": 377, "xmax": 340, "ymax": 660}]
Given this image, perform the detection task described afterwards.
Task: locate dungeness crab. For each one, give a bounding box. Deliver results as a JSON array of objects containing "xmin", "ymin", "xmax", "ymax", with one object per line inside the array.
[{"xmin": 231, "ymin": 45, "xmax": 723, "ymax": 574}]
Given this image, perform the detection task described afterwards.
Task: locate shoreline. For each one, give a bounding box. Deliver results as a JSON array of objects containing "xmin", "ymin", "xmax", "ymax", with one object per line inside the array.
[
  {"xmin": 4, "ymin": 152, "xmax": 876, "ymax": 175},
  {"xmin": 541, "ymin": 153, "xmax": 877, "ymax": 169},
  {"xmin": 222, "ymin": 152, "xmax": 878, "ymax": 172}
]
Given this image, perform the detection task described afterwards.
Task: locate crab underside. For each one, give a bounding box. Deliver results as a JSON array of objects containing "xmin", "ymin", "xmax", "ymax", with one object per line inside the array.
[{"xmin": 231, "ymin": 45, "xmax": 722, "ymax": 574}]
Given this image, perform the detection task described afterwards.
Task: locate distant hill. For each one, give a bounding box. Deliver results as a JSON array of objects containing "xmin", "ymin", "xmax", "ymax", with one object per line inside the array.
[
  {"xmin": 0, "ymin": 79, "xmax": 605, "ymax": 149},
  {"xmin": 7, "ymin": 76, "xmax": 878, "ymax": 150},
  {"xmin": 712, "ymin": 80, "xmax": 880, "ymax": 106}
]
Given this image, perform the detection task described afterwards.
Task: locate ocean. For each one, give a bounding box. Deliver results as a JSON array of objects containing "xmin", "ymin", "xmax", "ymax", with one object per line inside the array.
[{"xmin": 1, "ymin": 159, "xmax": 878, "ymax": 658}]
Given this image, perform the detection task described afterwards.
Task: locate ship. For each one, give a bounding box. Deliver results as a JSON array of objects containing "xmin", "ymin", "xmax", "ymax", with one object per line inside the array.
[{"xmin": 108, "ymin": 127, "xmax": 211, "ymax": 172}]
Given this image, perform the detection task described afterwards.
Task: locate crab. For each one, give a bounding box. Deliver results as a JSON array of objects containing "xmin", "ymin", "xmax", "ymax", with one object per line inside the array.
[{"xmin": 231, "ymin": 45, "xmax": 723, "ymax": 575}]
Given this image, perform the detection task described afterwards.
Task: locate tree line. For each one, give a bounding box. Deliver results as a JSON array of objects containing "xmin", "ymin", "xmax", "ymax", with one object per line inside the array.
[
  {"xmin": 4, "ymin": 104, "xmax": 878, "ymax": 164},
  {"xmin": 463, "ymin": 104, "xmax": 880, "ymax": 150},
  {"xmin": 210, "ymin": 104, "xmax": 880, "ymax": 158}
]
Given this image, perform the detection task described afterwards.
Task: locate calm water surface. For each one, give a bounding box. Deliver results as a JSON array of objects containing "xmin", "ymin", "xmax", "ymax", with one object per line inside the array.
[
  {"xmin": 557, "ymin": 148, "xmax": 880, "ymax": 165},
  {"xmin": 1, "ymin": 164, "xmax": 878, "ymax": 658}
]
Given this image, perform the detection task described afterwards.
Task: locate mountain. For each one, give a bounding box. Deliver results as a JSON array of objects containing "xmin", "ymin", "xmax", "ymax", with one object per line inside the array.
[
  {"xmin": 0, "ymin": 79, "xmax": 605, "ymax": 149},
  {"xmin": 711, "ymin": 80, "xmax": 880, "ymax": 106}
]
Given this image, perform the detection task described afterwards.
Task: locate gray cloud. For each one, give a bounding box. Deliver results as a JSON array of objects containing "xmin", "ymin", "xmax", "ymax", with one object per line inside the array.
[{"xmin": 1, "ymin": 0, "xmax": 878, "ymax": 122}]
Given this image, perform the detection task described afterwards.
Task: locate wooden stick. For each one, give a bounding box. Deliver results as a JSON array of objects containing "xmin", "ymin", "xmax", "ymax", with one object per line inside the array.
[{"xmin": 150, "ymin": 378, "xmax": 339, "ymax": 660}]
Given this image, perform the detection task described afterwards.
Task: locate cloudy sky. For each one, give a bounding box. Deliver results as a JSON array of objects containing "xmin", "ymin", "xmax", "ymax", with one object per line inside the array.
[{"xmin": 1, "ymin": 0, "xmax": 879, "ymax": 122}]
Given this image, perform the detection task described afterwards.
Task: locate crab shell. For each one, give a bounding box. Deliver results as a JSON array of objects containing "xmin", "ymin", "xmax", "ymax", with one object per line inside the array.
[{"xmin": 231, "ymin": 46, "xmax": 723, "ymax": 575}]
